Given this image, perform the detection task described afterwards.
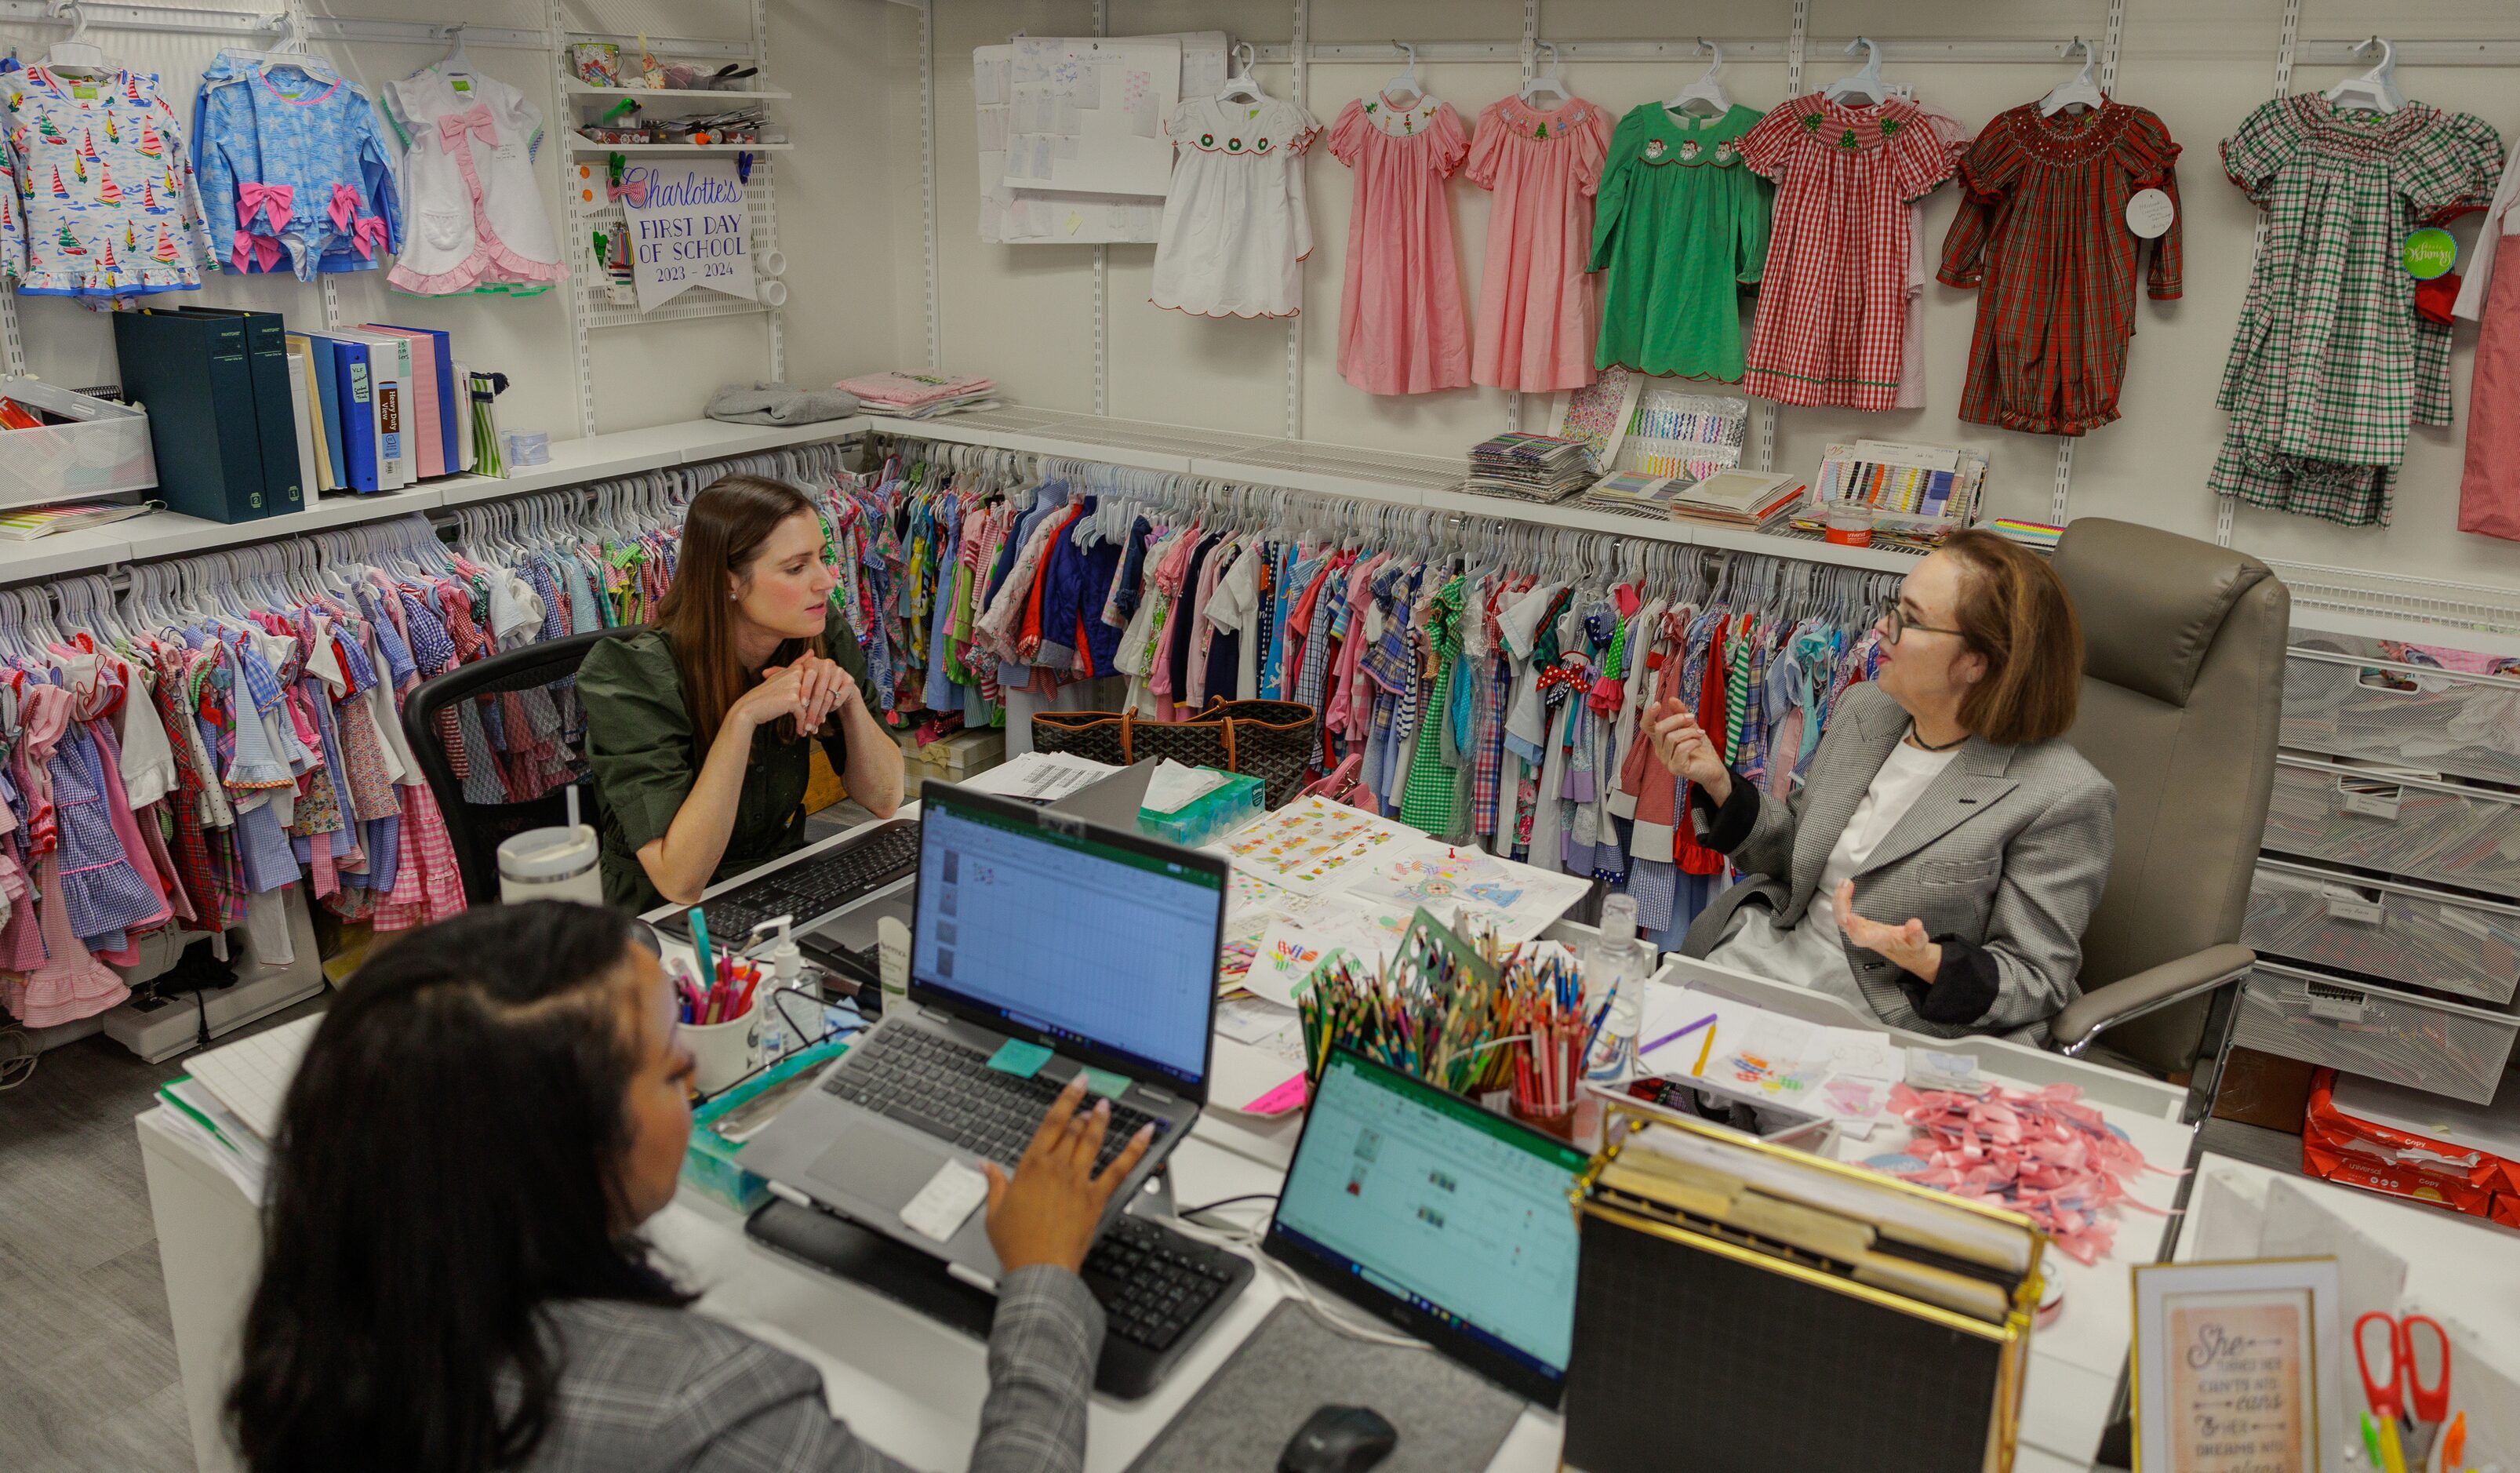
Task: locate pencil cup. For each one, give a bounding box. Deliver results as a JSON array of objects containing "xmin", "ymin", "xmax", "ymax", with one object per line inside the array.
[{"xmin": 683, "ymin": 997, "xmax": 762, "ymax": 1095}]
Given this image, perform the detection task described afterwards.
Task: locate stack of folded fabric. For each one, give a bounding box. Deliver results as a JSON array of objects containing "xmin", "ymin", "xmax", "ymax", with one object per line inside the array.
[
  {"xmin": 1463, "ymin": 432, "xmax": 1598, "ymax": 504},
  {"xmin": 835, "ymin": 371, "xmax": 998, "ymax": 419}
]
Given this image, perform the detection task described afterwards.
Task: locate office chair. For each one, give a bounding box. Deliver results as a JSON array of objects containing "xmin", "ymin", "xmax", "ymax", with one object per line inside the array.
[
  {"xmin": 2044, "ymin": 518, "xmax": 2289, "ymax": 1111},
  {"xmin": 401, "ymin": 627, "xmax": 644, "ymax": 906}
]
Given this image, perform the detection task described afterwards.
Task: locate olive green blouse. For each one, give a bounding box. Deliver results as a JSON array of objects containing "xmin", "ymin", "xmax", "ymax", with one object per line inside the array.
[{"xmin": 578, "ymin": 611, "xmax": 875, "ymax": 913}]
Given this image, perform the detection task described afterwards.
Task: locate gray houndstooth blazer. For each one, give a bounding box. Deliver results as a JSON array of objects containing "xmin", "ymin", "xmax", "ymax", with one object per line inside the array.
[
  {"xmin": 1680, "ymin": 682, "xmax": 2116, "ymax": 1043},
  {"xmin": 500, "ymin": 1266, "xmax": 1101, "ymax": 1472}
]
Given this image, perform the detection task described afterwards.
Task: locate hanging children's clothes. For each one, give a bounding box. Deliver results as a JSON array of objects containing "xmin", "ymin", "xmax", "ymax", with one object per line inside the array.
[
  {"xmin": 2211, "ymin": 96, "xmax": 2501, "ymax": 527},
  {"xmin": 2451, "ymin": 130, "xmax": 2520, "ymax": 542},
  {"xmin": 193, "ymin": 53, "xmax": 402, "ymax": 280},
  {"xmin": 1590, "ymin": 104, "xmax": 1771, "ymax": 381},
  {"xmin": 1, "ymin": 66, "xmax": 216, "ymax": 297},
  {"xmin": 1737, "ymin": 94, "xmax": 1956, "ymax": 410},
  {"xmin": 1329, "ymin": 93, "xmax": 1471, "ymax": 395},
  {"xmin": 380, "ymin": 65, "xmax": 565, "ymax": 296},
  {"xmin": 1464, "ymin": 95, "xmax": 1612, "ymax": 392},
  {"xmin": 1939, "ymin": 100, "xmax": 2182, "ymax": 435},
  {"xmin": 1893, "ymin": 103, "xmax": 1974, "ymax": 410},
  {"xmin": 1151, "ymin": 94, "xmax": 1320, "ymax": 320}
]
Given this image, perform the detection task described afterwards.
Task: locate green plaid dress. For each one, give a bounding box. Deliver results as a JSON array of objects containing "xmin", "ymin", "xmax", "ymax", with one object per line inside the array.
[{"xmin": 2211, "ymin": 96, "xmax": 2502, "ymax": 526}]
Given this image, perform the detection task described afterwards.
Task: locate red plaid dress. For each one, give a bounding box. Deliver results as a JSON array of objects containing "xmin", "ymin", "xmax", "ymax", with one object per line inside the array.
[
  {"xmin": 1939, "ymin": 101, "xmax": 2184, "ymax": 435},
  {"xmin": 1739, "ymin": 94, "xmax": 1955, "ymax": 410}
]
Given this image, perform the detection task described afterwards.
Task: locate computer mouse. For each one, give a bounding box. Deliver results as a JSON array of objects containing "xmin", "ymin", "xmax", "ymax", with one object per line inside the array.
[{"xmin": 1278, "ymin": 1403, "xmax": 1398, "ymax": 1473}]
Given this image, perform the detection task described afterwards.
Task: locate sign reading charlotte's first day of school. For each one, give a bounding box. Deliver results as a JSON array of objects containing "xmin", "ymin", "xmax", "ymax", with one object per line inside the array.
[{"xmin": 623, "ymin": 159, "xmax": 756, "ymax": 314}]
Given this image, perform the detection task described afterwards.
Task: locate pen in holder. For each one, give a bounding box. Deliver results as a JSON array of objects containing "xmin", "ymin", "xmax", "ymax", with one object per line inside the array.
[{"xmin": 682, "ymin": 995, "xmax": 762, "ymax": 1095}]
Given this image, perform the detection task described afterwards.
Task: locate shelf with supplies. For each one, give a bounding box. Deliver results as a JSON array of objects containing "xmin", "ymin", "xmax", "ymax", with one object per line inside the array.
[
  {"xmin": 0, "ymin": 417, "xmax": 867, "ymax": 586},
  {"xmin": 561, "ymin": 82, "xmax": 792, "ymax": 101},
  {"xmin": 567, "ymin": 140, "xmax": 792, "ymax": 155}
]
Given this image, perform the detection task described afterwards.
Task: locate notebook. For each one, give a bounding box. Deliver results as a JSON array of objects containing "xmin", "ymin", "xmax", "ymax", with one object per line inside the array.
[{"xmin": 184, "ymin": 1015, "xmax": 322, "ymax": 1142}]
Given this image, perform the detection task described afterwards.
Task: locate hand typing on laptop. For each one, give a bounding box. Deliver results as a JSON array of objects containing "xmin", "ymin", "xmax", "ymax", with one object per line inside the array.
[{"xmin": 987, "ymin": 1076, "xmax": 1157, "ymax": 1274}]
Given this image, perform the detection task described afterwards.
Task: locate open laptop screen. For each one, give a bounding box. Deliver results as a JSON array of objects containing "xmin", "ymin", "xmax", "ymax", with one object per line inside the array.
[
  {"xmin": 1267, "ymin": 1050, "xmax": 1588, "ymax": 1406},
  {"xmin": 910, "ymin": 783, "xmax": 1222, "ymax": 1091}
]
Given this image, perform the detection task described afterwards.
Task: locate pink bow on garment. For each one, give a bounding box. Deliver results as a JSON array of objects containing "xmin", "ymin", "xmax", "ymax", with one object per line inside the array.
[
  {"xmin": 437, "ymin": 104, "xmax": 498, "ymax": 153},
  {"xmin": 327, "ymin": 181, "xmax": 360, "ymax": 231},
  {"xmin": 349, "ymin": 215, "xmax": 389, "ymax": 260},
  {"xmin": 232, "ymin": 180, "xmax": 293, "ymax": 273}
]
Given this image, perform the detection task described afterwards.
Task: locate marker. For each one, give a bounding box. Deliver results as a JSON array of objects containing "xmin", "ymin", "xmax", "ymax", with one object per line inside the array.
[
  {"xmin": 1692, "ymin": 1025, "xmax": 1717, "ymax": 1076},
  {"xmin": 1638, "ymin": 1012, "xmax": 1717, "ymax": 1059},
  {"xmin": 686, "ymin": 906, "xmax": 716, "ymax": 990}
]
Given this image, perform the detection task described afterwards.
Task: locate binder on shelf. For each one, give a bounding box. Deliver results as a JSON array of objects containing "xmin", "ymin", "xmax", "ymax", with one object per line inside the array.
[
  {"xmin": 1562, "ymin": 1100, "xmax": 2045, "ymax": 1473},
  {"xmin": 172, "ymin": 308, "xmax": 305, "ymax": 517},
  {"xmin": 282, "ymin": 344, "xmax": 320, "ymax": 504},
  {"xmin": 308, "ymin": 333, "xmax": 380, "ymax": 494},
  {"xmin": 449, "ymin": 359, "xmax": 478, "ymax": 472},
  {"xmin": 299, "ymin": 333, "xmax": 347, "ymax": 489},
  {"xmin": 283, "ymin": 335, "xmax": 334, "ymax": 493},
  {"xmin": 365, "ymin": 325, "xmax": 458, "ymax": 477},
  {"xmin": 110, "ymin": 308, "xmax": 275, "ymax": 523},
  {"xmin": 328, "ymin": 329, "xmax": 409, "ymax": 489}
]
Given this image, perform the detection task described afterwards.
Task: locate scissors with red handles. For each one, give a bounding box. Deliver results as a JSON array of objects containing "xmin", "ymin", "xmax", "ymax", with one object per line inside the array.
[{"xmin": 2356, "ymin": 1311, "xmax": 2452, "ymax": 1470}]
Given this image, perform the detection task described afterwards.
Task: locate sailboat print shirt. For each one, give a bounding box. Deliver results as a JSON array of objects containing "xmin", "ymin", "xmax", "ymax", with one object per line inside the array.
[{"xmin": 0, "ymin": 66, "xmax": 216, "ymax": 297}]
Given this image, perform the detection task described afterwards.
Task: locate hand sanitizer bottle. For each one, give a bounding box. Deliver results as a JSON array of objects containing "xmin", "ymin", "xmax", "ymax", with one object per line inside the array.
[{"xmin": 1585, "ymin": 894, "xmax": 1651, "ymax": 1081}]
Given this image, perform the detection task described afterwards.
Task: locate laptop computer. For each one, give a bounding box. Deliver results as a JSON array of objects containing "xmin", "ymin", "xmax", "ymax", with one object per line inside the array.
[
  {"xmin": 741, "ymin": 780, "xmax": 1225, "ymax": 1280},
  {"xmin": 1264, "ymin": 1049, "xmax": 1591, "ymax": 1407}
]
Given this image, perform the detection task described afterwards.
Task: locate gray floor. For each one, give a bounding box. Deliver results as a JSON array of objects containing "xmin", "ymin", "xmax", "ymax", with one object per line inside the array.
[{"xmin": 0, "ymin": 799, "xmax": 885, "ymax": 1471}]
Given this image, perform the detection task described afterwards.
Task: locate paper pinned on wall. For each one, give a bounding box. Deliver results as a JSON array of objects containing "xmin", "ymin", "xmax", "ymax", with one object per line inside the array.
[
  {"xmin": 973, "ymin": 53, "xmax": 1009, "ymax": 105},
  {"xmin": 1053, "ymin": 95, "xmax": 1083, "ymax": 135},
  {"xmin": 1003, "ymin": 35, "xmax": 1179, "ymax": 196},
  {"xmin": 976, "ymin": 31, "xmax": 1225, "ymax": 245},
  {"xmin": 1052, "ymin": 136, "xmax": 1081, "ymax": 162},
  {"xmin": 1072, "ymin": 64, "xmax": 1105, "ymax": 108}
]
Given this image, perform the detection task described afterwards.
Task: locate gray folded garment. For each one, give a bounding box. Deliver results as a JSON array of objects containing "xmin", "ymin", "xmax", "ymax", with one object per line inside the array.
[{"xmin": 706, "ymin": 380, "xmax": 862, "ymax": 425}]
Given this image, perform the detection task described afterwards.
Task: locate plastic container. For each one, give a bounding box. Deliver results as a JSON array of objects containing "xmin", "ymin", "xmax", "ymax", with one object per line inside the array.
[
  {"xmin": 1822, "ymin": 500, "xmax": 1875, "ymax": 547},
  {"xmin": 2229, "ymin": 957, "xmax": 2520, "ymax": 1106},
  {"xmin": 1139, "ymin": 769, "xmax": 1266, "ymax": 849},
  {"xmin": 496, "ymin": 824, "xmax": 603, "ymax": 905},
  {"xmin": 2262, "ymin": 754, "xmax": 2520, "ymax": 900},
  {"xmin": 2244, "ymin": 857, "xmax": 2520, "ymax": 1006},
  {"xmin": 1584, "ymin": 894, "xmax": 1651, "ymax": 1081},
  {"xmin": 682, "ymin": 1036, "xmax": 853, "ymax": 1213},
  {"xmin": 0, "ymin": 376, "xmax": 158, "ymax": 509},
  {"xmin": 2282, "ymin": 632, "xmax": 2520, "ymax": 788}
]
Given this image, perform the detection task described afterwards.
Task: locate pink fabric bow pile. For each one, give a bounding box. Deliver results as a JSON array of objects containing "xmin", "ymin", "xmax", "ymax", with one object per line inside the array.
[{"xmin": 1874, "ymin": 1082, "xmax": 2171, "ymax": 1265}]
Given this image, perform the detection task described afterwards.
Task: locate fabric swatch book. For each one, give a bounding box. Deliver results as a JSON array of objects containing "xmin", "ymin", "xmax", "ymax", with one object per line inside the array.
[{"xmin": 1666, "ymin": 470, "xmax": 1806, "ymax": 528}]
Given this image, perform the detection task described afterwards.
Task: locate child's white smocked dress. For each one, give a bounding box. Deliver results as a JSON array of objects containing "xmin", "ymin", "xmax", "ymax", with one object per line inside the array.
[
  {"xmin": 380, "ymin": 66, "xmax": 564, "ymax": 295},
  {"xmin": 1151, "ymin": 95, "xmax": 1320, "ymax": 320}
]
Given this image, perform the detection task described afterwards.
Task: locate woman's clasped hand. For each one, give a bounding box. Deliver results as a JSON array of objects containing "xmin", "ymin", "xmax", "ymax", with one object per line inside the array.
[{"xmin": 734, "ymin": 649, "xmax": 860, "ymax": 736}]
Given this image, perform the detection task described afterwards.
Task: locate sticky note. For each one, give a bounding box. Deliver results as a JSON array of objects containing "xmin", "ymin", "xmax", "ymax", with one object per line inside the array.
[
  {"xmin": 1080, "ymin": 1067, "xmax": 1130, "ymax": 1100},
  {"xmin": 988, "ymin": 1038, "xmax": 1052, "ymax": 1078},
  {"xmin": 900, "ymin": 1160, "xmax": 989, "ymax": 1242},
  {"xmin": 1240, "ymin": 1075, "xmax": 1309, "ymax": 1117}
]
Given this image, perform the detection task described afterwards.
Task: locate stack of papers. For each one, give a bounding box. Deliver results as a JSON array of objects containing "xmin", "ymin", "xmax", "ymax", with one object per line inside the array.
[
  {"xmin": 1666, "ymin": 470, "xmax": 1808, "ymax": 529},
  {"xmin": 1462, "ymin": 432, "xmax": 1599, "ymax": 504},
  {"xmin": 958, "ymin": 749, "xmax": 1116, "ymax": 803},
  {"xmin": 1579, "ymin": 470, "xmax": 1685, "ymax": 520},
  {"xmin": 153, "ymin": 1014, "xmax": 324, "ymax": 1202},
  {"xmin": 835, "ymin": 371, "xmax": 999, "ymax": 420},
  {"xmin": 0, "ymin": 500, "xmax": 155, "ymax": 540}
]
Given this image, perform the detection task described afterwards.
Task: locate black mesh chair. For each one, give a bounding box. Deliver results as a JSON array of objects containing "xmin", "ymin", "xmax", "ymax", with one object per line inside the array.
[{"xmin": 401, "ymin": 627, "xmax": 645, "ymax": 906}]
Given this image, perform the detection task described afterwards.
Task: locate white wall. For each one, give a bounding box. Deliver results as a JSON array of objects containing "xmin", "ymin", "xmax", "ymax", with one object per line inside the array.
[
  {"xmin": 900, "ymin": 0, "xmax": 2520, "ymax": 595},
  {"xmin": 0, "ymin": 0, "xmax": 899, "ymax": 441}
]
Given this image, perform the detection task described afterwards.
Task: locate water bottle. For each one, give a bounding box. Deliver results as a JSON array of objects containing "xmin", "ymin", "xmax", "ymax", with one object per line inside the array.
[{"xmin": 1585, "ymin": 895, "xmax": 1651, "ymax": 1082}]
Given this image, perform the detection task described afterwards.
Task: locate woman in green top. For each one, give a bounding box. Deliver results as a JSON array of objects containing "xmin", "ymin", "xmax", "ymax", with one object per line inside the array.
[{"xmin": 579, "ymin": 475, "xmax": 904, "ymax": 911}]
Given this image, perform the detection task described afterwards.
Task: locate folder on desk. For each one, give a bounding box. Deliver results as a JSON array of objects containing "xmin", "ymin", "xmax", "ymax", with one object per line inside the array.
[{"xmin": 1562, "ymin": 1102, "xmax": 2046, "ymax": 1473}]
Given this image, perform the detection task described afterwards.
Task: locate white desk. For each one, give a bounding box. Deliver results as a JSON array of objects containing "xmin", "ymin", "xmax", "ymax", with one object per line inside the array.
[{"xmin": 142, "ymin": 815, "xmax": 2198, "ymax": 1473}]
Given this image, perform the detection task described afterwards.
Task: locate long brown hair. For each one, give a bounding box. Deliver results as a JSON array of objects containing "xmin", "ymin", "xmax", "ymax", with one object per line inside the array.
[
  {"xmin": 1941, "ymin": 529, "xmax": 2084, "ymax": 746},
  {"xmin": 655, "ymin": 474, "xmax": 827, "ymax": 752}
]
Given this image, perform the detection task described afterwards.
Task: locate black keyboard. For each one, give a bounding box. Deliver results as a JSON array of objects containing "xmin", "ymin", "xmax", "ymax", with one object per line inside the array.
[
  {"xmin": 662, "ymin": 819, "xmax": 921, "ymax": 944},
  {"xmin": 1082, "ymin": 1212, "xmax": 1249, "ymax": 1361},
  {"xmin": 823, "ymin": 1025, "xmax": 1171, "ymax": 1173}
]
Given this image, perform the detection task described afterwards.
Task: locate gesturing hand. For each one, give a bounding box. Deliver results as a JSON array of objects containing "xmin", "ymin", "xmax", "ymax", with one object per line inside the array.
[
  {"xmin": 1833, "ymin": 878, "xmax": 1943, "ymax": 981},
  {"xmin": 984, "ymin": 1076, "xmax": 1155, "ymax": 1276},
  {"xmin": 1646, "ymin": 696, "xmax": 1732, "ymax": 806}
]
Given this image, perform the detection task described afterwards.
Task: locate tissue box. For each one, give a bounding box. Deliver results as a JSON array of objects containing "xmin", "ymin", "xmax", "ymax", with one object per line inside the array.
[
  {"xmin": 682, "ymin": 1035, "xmax": 851, "ymax": 1212},
  {"xmin": 1139, "ymin": 769, "xmax": 1264, "ymax": 849}
]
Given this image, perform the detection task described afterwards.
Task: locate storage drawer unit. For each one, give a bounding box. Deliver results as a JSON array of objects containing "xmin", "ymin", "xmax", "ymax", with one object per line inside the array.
[
  {"xmin": 2263, "ymin": 755, "xmax": 2520, "ymax": 902},
  {"xmin": 2284, "ymin": 633, "xmax": 2520, "ymax": 789},
  {"xmin": 2231, "ymin": 958, "xmax": 2518, "ymax": 1106},
  {"xmin": 2245, "ymin": 858, "xmax": 2520, "ymax": 1006}
]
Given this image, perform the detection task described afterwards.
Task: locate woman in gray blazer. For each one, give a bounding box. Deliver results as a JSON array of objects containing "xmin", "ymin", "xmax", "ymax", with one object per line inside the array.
[
  {"xmin": 227, "ymin": 902, "xmax": 1146, "ymax": 1473},
  {"xmin": 1653, "ymin": 530, "xmax": 2115, "ymax": 1042}
]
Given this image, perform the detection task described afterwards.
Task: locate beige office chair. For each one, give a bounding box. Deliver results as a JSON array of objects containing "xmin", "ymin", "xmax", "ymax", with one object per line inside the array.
[{"xmin": 2045, "ymin": 518, "xmax": 2289, "ymax": 1098}]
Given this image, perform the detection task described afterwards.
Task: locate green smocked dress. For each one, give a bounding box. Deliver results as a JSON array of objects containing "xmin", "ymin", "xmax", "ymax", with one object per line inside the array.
[
  {"xmin": 1590, "ymin": 104, "xmax": 1773, "ymax": 380},
  {"xmin": 578, "ymin": 609, "xmax": 875, "ymax": 912}
]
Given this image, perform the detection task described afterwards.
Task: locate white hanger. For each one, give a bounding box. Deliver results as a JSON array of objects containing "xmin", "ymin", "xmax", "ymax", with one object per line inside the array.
[
  {"xmin": 2325, "ymin": 36, "xmax": 2403, "ymax": 115},
  {"xmin": 2040, "ymin": 38, "xmax": 2105, "ymax": 115},
  {"xmin": 1667, "ymin": 38, "xmax": 1733, "ymax": 118},
  {"xmin": 437, "ymin": 22, "xmax": 475, "ymax": 78},
  {"xmin": 1380, "ymin": 41, "xmax": 1424, "ymax": 109},
  {"xmin": 253, "ymin": 12, "xmax": 339, "ymax": 84},
  {"xmin": 1824, "ymin": 36, "xmax": 1887, "ymax": 105},
  {"xmin": 1518, "ymin": 42, "xmax": 1569, "ymax": 105},
  {"xmin": 1217, "ymin": 42, "xmax": 1264, "ymax": 104},
  {"xmin": 40, "ymin": 0, "xmax": 111, "ymax": 76}
]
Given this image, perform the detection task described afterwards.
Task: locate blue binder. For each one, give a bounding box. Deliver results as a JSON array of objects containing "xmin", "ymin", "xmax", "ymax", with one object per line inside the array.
[{"xmin": 310, "ymin": 333, "xmax": 379, "ymax": 493}]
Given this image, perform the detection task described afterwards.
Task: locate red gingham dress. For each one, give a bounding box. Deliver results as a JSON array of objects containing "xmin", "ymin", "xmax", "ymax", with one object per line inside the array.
[
  {"xmin": 1939, "ymin": 100, "xmax": 2184, "ymax": 436},
  {"xmin": 1738, "ymin": 94, "xmax": 1955, "ymax": 410}
]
